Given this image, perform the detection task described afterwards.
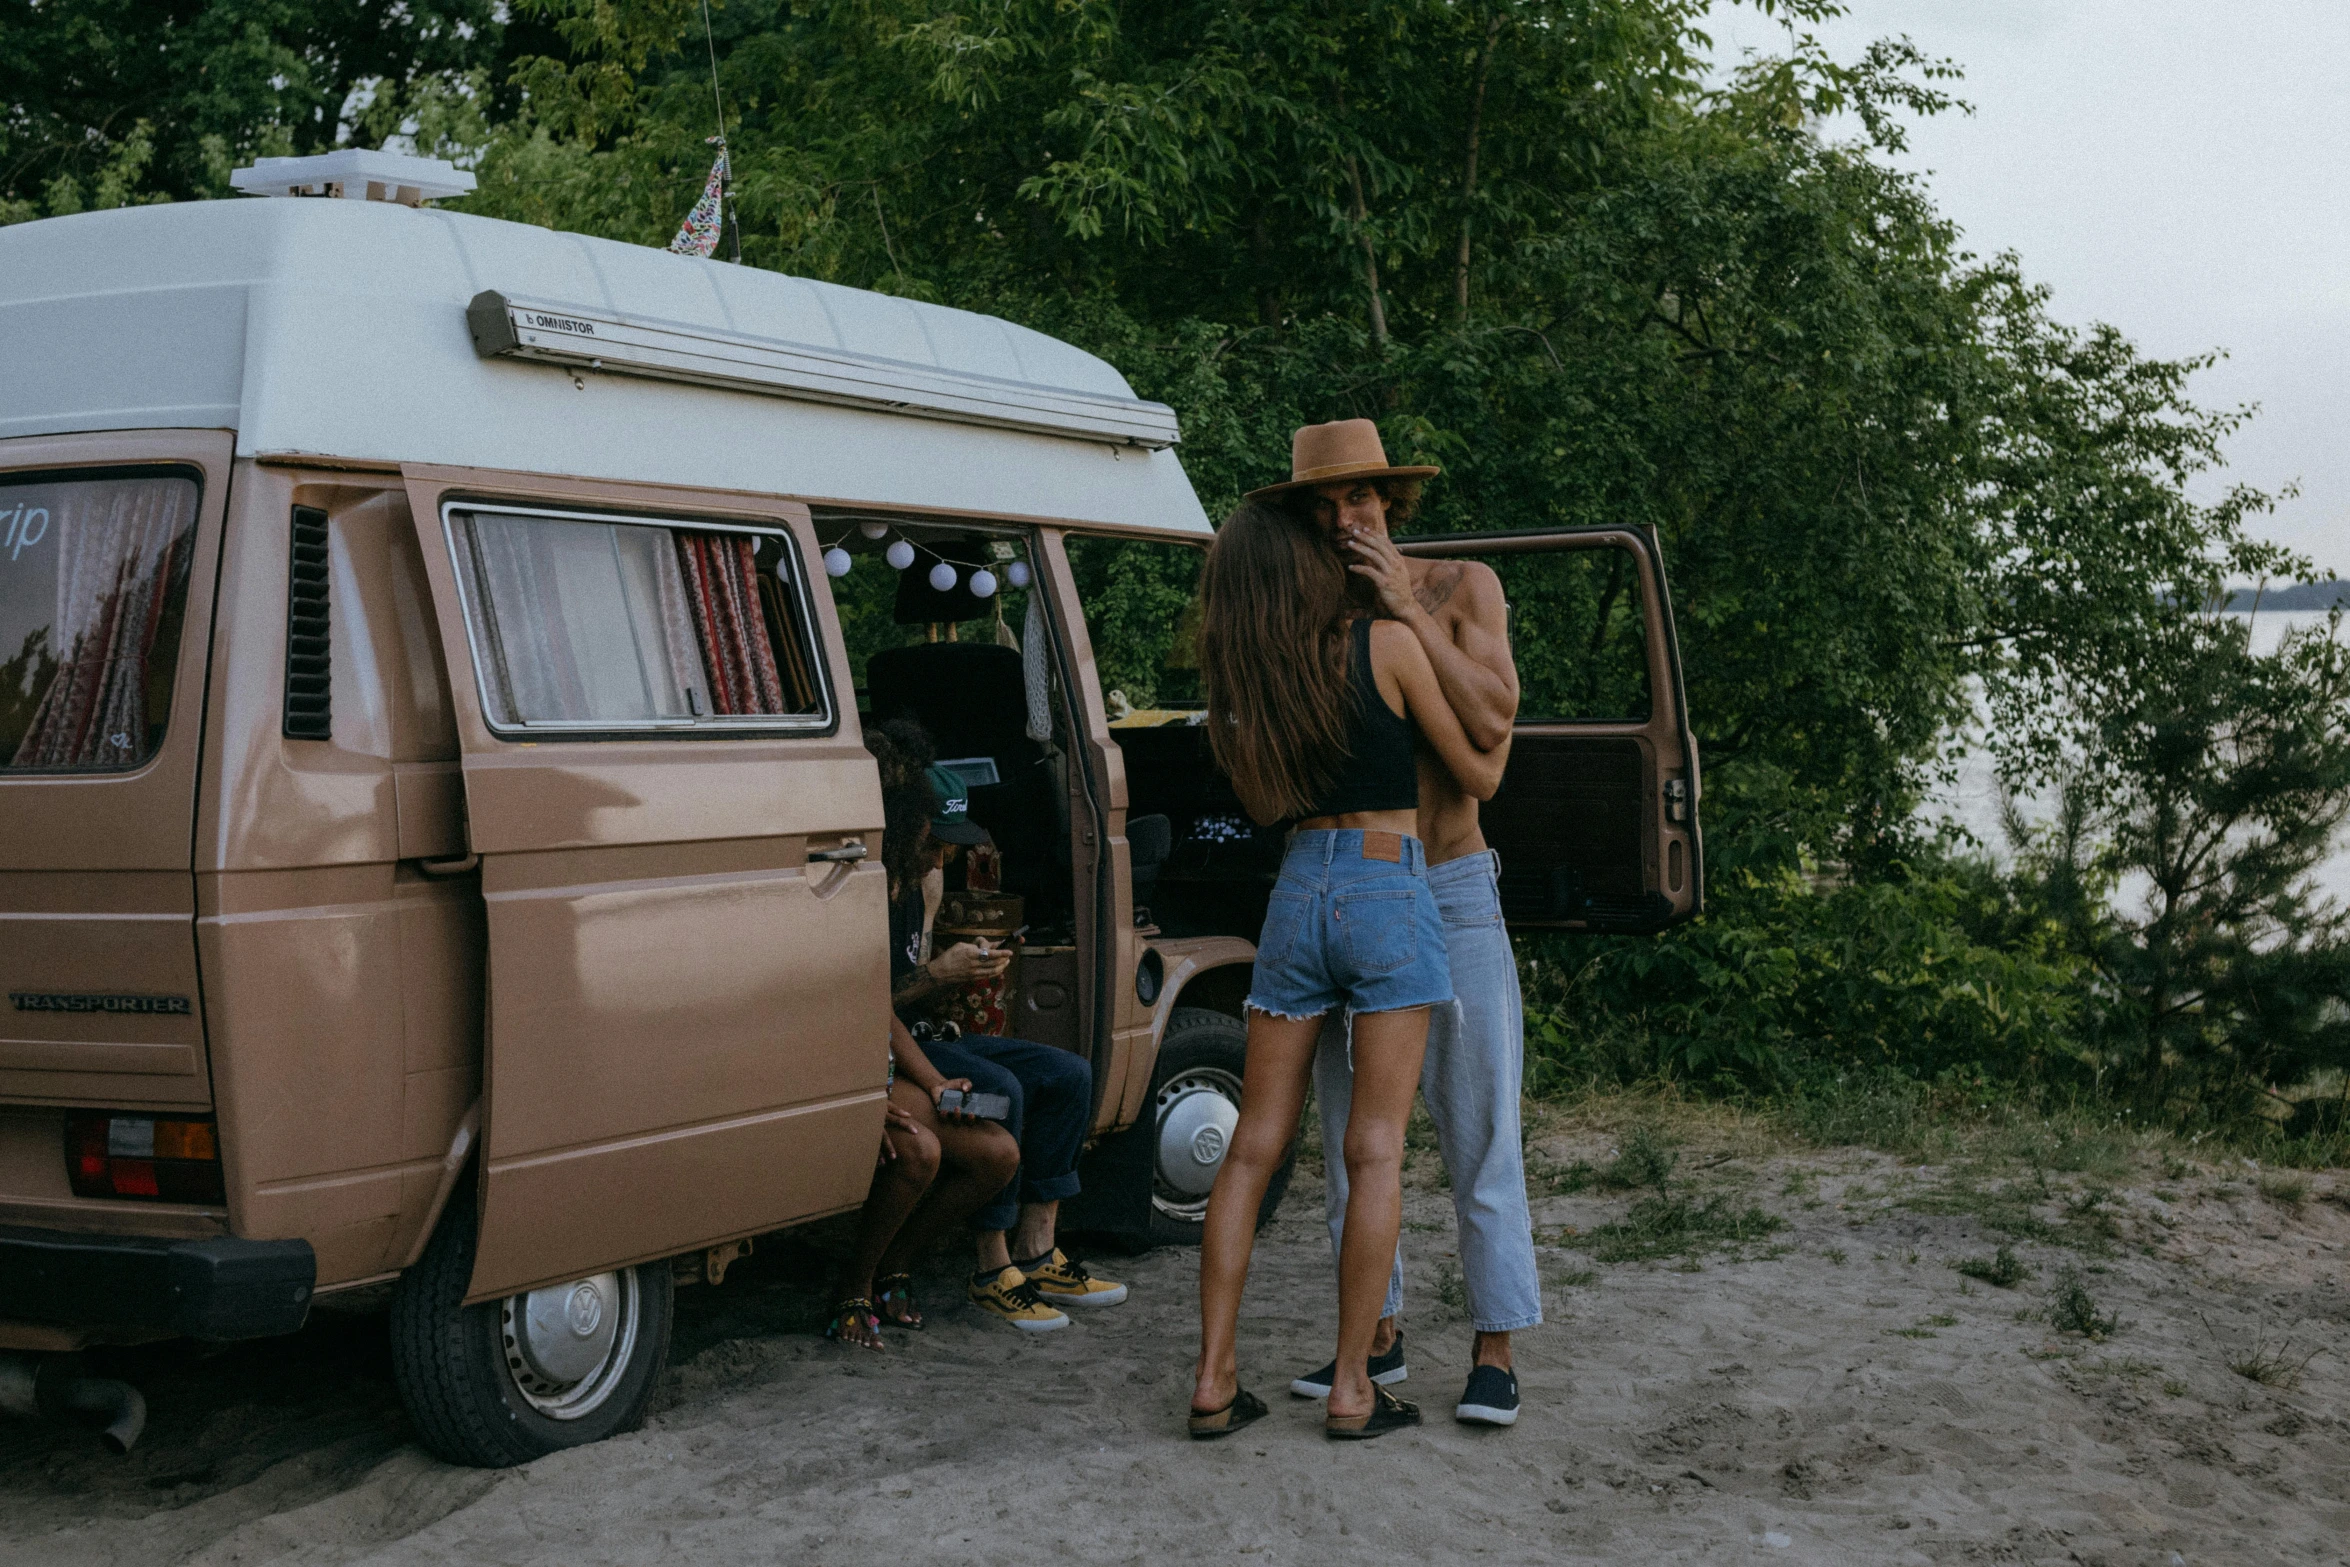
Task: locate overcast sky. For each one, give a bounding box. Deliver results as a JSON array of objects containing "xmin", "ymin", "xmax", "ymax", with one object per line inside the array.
[{"xmin": 1704, "ymin": 0, "xmax": 2349, "ymax": 576}]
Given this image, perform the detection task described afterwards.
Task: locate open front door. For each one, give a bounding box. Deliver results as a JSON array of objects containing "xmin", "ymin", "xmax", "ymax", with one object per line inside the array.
[
  {"xmin": 1397, "ymin": 526, "xmax": 1701, "ymax": 933},
  {"xmin": 403, "ymin": 468, "xmax": 888, "ymax": 1300}
]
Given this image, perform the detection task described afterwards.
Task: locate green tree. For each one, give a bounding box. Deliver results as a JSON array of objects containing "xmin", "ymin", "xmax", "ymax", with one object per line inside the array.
[
  {"xmin": 0, "ymin": 0, "xmax": 509, "ymax": 219},
  {"xmin": 461, "ymin": 0, "xmax": 2292, "ymax": 865},
  {"xmin": 2025, "ymin": 612, "xmax": 2350, "ymax": 1103}
]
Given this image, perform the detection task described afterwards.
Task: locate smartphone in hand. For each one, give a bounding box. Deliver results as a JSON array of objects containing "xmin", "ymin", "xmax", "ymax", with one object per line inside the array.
[{"xmin": 937, "ymin": 1087, "xmax": 1012, "ymax": 1121}]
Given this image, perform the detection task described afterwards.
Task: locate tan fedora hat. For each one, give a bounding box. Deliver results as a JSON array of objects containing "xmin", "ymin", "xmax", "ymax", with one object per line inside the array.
[{"xmin": 1245, "ymin": 418, "xmax": 1440, "ymax": 499}]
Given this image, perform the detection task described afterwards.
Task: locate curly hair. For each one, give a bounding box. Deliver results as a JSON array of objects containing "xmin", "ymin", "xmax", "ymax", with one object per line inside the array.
[{"xmin": 867, "ymin": 718, "xmax": 939, "ymax": 895}]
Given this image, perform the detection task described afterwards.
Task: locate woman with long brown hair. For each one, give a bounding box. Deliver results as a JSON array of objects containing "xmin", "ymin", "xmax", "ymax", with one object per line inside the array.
[{"xmin": 1188, "ymin": 497, "xmax": 1505, "ymax": 1441}]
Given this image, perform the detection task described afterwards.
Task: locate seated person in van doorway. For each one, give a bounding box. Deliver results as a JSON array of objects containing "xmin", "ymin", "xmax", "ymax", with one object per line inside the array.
[{"xmin": 869, "ymin": 722, "xmax": 1129, "ymax": 1332}]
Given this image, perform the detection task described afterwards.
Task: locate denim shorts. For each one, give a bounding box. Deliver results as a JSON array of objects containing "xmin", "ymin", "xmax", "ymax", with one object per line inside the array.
[{"xmin": 1245, "ymin": 829, "xmax": 1454, "ymax": 1020}]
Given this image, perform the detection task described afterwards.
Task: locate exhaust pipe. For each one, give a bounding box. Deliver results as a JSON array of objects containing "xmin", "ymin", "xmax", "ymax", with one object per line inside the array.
[{"xmin": 0, "ymin": 1351, "xmax": 148, "ymax": 1454}]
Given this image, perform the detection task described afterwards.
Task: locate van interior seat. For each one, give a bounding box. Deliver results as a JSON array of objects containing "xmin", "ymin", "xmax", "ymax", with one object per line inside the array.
[{"xmin": 866, "ymin": 641, "xmax": 1065, "ymax": 899}]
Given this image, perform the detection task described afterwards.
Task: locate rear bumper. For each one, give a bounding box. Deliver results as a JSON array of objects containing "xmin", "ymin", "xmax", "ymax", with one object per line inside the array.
[{"xmin": 0, "ymin": 1224, "xmax": 315, "ymax": 1341}]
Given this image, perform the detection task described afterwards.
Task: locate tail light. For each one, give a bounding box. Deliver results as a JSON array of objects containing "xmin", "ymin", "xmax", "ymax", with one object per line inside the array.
[{"xmin": 65, "ymin": 1114, "xmax": 226, "ymax": 1204}]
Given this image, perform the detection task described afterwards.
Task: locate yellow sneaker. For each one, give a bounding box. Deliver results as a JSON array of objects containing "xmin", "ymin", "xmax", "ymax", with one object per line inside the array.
[
  {"xmin": 1019, "ymin": 1248, "xmax": 1129, "ymax": 1308},
  {"xmin": 967, "ymin": 1266, "xmax": 1069, "ymax": 1332}
]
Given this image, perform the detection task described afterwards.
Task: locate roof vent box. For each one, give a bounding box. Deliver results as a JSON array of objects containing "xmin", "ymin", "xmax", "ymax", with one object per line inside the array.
[{"xmin": 230, "ymin": 150, "xmax": 476, "ymax": 207}]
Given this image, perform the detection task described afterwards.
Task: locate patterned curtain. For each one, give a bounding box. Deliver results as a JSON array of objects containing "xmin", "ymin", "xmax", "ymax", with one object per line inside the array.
[
  {"xmin": 673, "ymin": 532, "xmax": 787, "ymax": 715},
  {"xmin": 14, "ymin": 480, "xmax": 194, "ymax": 769}
]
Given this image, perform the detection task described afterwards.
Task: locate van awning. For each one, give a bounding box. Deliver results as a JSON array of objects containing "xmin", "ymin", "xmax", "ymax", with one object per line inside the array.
[{"xmin": 467, "ymin": 290, "xmax": 1182, "ymax": 451}]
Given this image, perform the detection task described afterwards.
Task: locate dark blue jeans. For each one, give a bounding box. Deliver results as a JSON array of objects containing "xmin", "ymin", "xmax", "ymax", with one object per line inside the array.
[{"xmin": 923, "ymin": 1035, "xmax": 1090, "ymax": 1233}]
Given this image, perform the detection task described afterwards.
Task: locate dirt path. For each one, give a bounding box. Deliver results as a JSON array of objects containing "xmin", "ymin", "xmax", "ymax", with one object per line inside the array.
[{"xmin": 4, "ymin": 1119, "xmax": 2346, "ymax": 1566}]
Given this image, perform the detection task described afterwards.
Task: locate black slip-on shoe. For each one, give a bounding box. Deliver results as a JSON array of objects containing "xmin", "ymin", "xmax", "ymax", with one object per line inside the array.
[
  {"xmin": 1455, "ymin": 1364, "xmax": 1520, "ymax": 1426},
  {"xmin": 1290, "ymin": 1334, "xmax": 1407, "ymax": 1399}
]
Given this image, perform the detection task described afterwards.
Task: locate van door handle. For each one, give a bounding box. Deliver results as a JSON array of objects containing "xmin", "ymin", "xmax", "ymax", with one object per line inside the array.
[
  {"xmin": 809, "ymin": 842, "xmax": 868, "ymax": 864},
  {"xmin": 411, "ymin": 853, "xmax": 480, "ymax": 877}
]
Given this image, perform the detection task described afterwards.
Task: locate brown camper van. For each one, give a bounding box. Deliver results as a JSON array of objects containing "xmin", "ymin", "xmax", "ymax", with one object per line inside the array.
[{"xmin": 0, "ymin": 161, "xmax": 1701, "ymax": 1467}]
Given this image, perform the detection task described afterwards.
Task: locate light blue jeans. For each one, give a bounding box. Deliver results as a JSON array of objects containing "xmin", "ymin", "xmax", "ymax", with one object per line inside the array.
[{"xmin": 1315, "ymin": 850, "xmax": 1542, "ymax": 1333}]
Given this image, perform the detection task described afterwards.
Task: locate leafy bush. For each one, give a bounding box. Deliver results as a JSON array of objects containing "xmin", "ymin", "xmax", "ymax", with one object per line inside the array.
[{"xmin": 1523, "ymin": 823, "xmax": 2089, "ymax": 1094}]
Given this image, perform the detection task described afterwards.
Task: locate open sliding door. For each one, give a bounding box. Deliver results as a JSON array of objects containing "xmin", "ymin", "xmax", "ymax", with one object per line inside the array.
[
  {"xmin": 402, "ymin": 467, "xmax": 888, "ymax": 1300},
  {"xmin": 1397, "ymin": 526, "xmax": 1701, "ymax": 932}
]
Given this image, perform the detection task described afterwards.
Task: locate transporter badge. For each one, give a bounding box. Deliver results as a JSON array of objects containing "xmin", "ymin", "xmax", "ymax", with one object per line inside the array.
[{"xmin": 9, "ymin": 992, "xmax": 193, "ymax": 1016}]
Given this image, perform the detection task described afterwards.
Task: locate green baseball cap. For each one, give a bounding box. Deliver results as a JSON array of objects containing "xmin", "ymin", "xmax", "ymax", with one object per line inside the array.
[{"xmin": 925, "ymin": 763, "xmax": 993, "ymax": 846}]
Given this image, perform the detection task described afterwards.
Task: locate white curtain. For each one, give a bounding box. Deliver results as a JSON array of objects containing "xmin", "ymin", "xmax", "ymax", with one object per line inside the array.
[
  {"xmin": 9, "ymin": 476, "xmax": 196, "ymax": 769},
  {"xmin": 1023, "ymin": 589, "xmax": 1053, "ymax": 742},
  {"xmin": 454, "ymin": 510, "xmax": 706, "ymax": 726}
]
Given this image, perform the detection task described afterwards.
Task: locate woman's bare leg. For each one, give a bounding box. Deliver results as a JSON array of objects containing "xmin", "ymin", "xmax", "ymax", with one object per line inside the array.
[
  {"xmin": 1192, "ymin": 1010, "xmax": 1323, "ymax": 1415},
  {"xmin": 1329, "ymin": 1005, "xmax": 1430, "ymax": 1421},
  {"xmin": 877, "ymin": 1085, "xmax": 1020, "ymax": 1279},
  {"xmin": 829, "ymin": 1086, "xmax": 940, "ymax": 1349}
]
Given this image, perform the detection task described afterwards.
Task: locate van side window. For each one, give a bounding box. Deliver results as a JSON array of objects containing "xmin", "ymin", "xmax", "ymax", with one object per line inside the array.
[
  {"xmin": 0, "ymin": 468, "xmax": 199, "ymax": 772},
  {"xmin": 445, "ymin": 505, "xmax": 830, "ymax": 734}
]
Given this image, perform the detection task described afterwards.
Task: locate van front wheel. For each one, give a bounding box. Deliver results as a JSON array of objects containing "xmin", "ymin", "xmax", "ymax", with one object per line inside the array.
[
  {"xmin": 389, "ymin": 1190, "xmax": 674, "ymax": 1468},
  {"xmin": 1146, "ymin": 1007, "xmax": 1297, "ymax": 1247}
]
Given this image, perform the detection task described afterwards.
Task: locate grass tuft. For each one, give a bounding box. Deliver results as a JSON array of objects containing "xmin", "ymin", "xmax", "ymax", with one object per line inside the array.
[
  {"xmin": 1953, "ymin": 1244, "xmax": 2031, "ymax": 1289},
  {"xmin": 2046, "ymin": 1265, "xmax": 2121, "ymax": 1339},
  {"xmin": 1433, "ymin": 1258, "xmax": 1469, "ymax": 1319},
  {"xmin": 2256, "ymin": 1172, "xmax": 2309, "ymax": 1208},
  {"xmin": 1572, "ymin": 1193, "xmax": 1783, "ymax": 1264},
  {"xmin": 1602, "ymin": 1122, "xmax": 1679, "ymax": 1193},
  {"xmin": 1528, "ymin": 1152, "xmax": 1601, "ymax": 1195},
  {"xmin": 2225, "ymin": 1331, "xmax": 2320, "ymax": 1390}
]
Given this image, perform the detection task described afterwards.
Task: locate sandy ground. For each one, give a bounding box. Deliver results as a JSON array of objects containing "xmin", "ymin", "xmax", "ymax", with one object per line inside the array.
[{"xmin": 4, "ymin": 1113, "xmax": 2347, "ymax": 1567}]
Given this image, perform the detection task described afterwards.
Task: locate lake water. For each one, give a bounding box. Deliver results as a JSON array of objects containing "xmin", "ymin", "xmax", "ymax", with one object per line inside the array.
[{"xmin": 1923, "ymin": 611, "xmax": 2350, "ymax": 909}]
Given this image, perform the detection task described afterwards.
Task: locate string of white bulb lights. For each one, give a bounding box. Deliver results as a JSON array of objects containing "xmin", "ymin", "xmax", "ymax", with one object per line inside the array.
[{"xmin": 813, "ymin": 520, "xmax": 1032, "ymax": 599}]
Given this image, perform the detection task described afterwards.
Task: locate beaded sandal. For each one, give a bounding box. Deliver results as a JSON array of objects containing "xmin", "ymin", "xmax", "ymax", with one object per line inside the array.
[
  {"xmin": 875, "ymin": 1273, "xmax": 924, "ymax": 1330},
  {"xmin": 825, "ymin": 1296, "xmax": 884, "ymax": 1351}
]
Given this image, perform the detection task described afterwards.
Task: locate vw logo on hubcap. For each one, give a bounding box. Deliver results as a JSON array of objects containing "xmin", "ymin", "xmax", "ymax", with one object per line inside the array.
[
  {"xmin": 1190, "ymin": 1124, "xmax": 1227, "ymax": 1164},
  {"xmin": 564, "ymin": 1281, "xmax": 603, "ymax": 1337}
]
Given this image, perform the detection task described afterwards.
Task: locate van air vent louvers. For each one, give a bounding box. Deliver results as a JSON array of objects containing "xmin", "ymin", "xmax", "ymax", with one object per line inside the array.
[{"xmin": 283, "ymin": 506, "xmax": 332, "ymax": 739}]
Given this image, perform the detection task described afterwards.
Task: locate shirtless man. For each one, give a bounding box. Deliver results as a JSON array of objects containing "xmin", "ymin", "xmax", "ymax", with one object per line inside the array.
[{"xmin": 1247, "ymin": 419, "xmax": 1538, "ymax": 1429}]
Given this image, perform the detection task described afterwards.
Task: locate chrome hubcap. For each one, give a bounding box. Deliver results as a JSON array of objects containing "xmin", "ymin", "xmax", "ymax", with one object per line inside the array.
[
  {"xmin": 1153, "ymin": 1067, "xmax": 1242, "ymax": 1221},
  {"xmin": 500, "ymin": 1269, "xmax": 639, "ymax": 1419}
]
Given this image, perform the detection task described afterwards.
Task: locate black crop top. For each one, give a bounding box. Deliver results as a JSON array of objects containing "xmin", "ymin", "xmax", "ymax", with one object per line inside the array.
[{"xmin": 1303, "ymin": 618, "xmax": 1419, "ymax": 818}]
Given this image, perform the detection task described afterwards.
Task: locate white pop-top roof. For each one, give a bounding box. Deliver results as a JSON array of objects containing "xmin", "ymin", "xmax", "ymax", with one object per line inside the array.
[{"xmin": 0, "ymin": 197, "xmax": 1209, "ymax": 533}]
